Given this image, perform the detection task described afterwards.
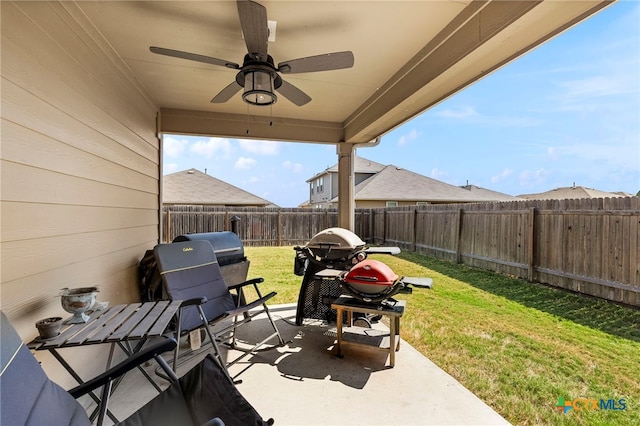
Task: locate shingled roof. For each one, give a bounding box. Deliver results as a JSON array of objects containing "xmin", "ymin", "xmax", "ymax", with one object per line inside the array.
[
  {"xmin": 519, "ymin": 186, "xmax": 631, "ymax": 200},
  {"xmin": 331, "ymin": 165, "xmax": 512, "ymax": 203},
  {"xmin": 459, "ymin": 184, "xmax": 522, "ymax": 201},
  {"xmin": 163, "ymin": 168, "xmax": 276, "ymax": 207}
]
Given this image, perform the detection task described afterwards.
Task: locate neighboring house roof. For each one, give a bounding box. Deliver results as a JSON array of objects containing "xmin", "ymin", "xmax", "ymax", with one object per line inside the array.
[
  {"xmin": 163, "ymin": 168, "xmax": 277, "ymax": 207},
  {"xmin": 459, "ymin": 184, "xmax": 521, "ymax": 201},
  {"xmin": 518, "ymin": 186, "xmax": 631, "ymax": 200},
  {"xmin": 330, "ymin": 165, "xmax": 509, "ymax": 203},
  {"xmin": 612, "ymin": 191, "xmax": 635, "ymax": 197},
  {"xmin": 307, "ymin": 156, "xmax": 386, "ymax": 182}
]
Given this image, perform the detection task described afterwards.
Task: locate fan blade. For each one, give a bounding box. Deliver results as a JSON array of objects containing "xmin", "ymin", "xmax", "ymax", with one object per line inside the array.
[
  {"xmin": 277, "ymin": 79, "xmax": 312, "ymax": 106},
  {"xmin": 278, "ymin": 51, "xmax": 354, "ymax": 74},
  {"xmin": 150, "ymin": 46, "xmax": 239, "ymax": 69},
  {"xmin": 211, "ymin": 82, "xmax": 242, "ymax": 103},
  {"xmin": 237, "ymin": 0, "xmax": 268, "ymax": 58}
]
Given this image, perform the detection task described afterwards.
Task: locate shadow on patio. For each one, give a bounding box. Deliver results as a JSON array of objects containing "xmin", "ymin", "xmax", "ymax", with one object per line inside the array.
[{"xmin": 107, "ymin": 304, "xmax": 509, "ymax": 425}]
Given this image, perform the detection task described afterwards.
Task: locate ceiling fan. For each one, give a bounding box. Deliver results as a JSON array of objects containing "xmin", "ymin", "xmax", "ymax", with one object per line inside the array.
[{"xmin": 150, "ymin": 0, "xmax": 354, "ymax": 107}]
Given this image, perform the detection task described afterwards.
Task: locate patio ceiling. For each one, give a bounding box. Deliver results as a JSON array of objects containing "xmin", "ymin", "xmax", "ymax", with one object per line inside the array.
[{"xmin": 76, "ymin": 0, "xmax": 613, "ymax": 145}]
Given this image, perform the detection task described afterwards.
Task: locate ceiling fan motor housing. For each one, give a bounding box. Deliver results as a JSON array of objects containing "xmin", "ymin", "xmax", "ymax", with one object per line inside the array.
[
  {"xmin": 236, "ymin": 54, "xmax": 282, "ymax": 105},
  {"xmin": 235, "ymin": 54, "xmax": 283, "ymax": 90}
]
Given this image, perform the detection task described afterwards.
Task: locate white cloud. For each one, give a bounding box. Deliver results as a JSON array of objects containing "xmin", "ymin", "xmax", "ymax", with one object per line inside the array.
[
  {"xmin": 436, "ymin": 105, "xmax": 479, "ymax": 119},
  {"xmin": 235, "ymin": 157, "xmax": 257, "ymax": 169},
  {"xmin": 163, "ymin": 163, "xmax": 179, "ymax": 174},
  {"xmin": 556, "ymin": 140, "xmax": 639, "ymax": 171},
  {"xmin": 282, "ymin": 160, "xmax": 304, "ymax": 173},
  {"xmin": 163, "ymin": 136, "xmax": 188, "ymax": 158},
  {"xmin": 491, "ymin": 168, "xmax": 513, "ymax": 183},
  {"xmin": 190, "ymin": 138, "xmax": 232, "ymax": 159},
  {"xmin": 431, "ymin": 168, "xmax": 449, "ymax": 179},
  {"xmin": 435, "ymin": 105, "xmax": 539, "ymax": 127},
  {"xmin": 558, "ymin": 75, "xmax": 627, "ymax": 99},
  {"xmin": 239, "ymin": 139, "xmax": 279, "ymax": 155},
  {"xmin": 397, "ymin": 129, "xmax": 420, "ymax": 146},
  {"xmin": 519, "ymin": 169, "xmax": 551, "ymax": 188},
  {"xmin": 547, "ymin": 147, "xmax": 560, "ymax": 161}
]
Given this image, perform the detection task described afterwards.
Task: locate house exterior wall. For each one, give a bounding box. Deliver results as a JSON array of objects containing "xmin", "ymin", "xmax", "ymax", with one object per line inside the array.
[
  {"xmin": 309, "ymin": 171, "xmax": 378, "ymax": 208},
  {"xmin": 1, "ymin": 0, "xmax": 159, "ymax": 364},
  {"xmin": 309, "ymin": 173, "xmax": 331, "ymax": 206}
]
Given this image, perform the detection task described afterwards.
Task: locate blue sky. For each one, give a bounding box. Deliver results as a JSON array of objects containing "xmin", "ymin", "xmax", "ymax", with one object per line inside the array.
[{"xmin": 163, "ymin": 1, "xmax": 640, "ymax": 207}]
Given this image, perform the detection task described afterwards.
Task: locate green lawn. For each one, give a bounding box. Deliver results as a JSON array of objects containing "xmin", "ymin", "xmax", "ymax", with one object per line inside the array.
[{"xmin": 245, "ymin": 246, "xmax": 640, "ymax": 426}]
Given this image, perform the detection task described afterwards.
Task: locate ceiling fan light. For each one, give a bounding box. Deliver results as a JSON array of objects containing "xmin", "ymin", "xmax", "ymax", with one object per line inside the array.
[{"xmin": 242, "ymin": 70, "xmax": 277, "ymax": 106}]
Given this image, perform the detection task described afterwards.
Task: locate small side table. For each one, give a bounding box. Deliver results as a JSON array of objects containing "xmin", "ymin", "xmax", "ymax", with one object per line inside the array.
[{"xmin": 331, "ymin": 296, "xmax": 406, "ymax": 367}]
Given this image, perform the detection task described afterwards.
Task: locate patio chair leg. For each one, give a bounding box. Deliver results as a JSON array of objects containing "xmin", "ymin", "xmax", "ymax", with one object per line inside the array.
[
  {"xmin": 230, "ymin": 314, "xmax": 239, "ymax": 348},
  {"xmin": 253, "ymin": 283, "xmax": 284, "ymax": 346},
  {"xmin": 96, "ymin": 380, "xmax": 113, "ymax": 426},
  {"xmin": 197, "ymin": 305, "xmax": 237, "ymax": 384},
  {"xmin": 173, "ymin": 308, "xmax": 182, "ymax": 371},
  {"xmin": 263, "ymin": 303, "xmax": 285, "ymax": 345},
  {"xmin": 154, "ymin": 354, "xmax": 179, "ymax": 383}
]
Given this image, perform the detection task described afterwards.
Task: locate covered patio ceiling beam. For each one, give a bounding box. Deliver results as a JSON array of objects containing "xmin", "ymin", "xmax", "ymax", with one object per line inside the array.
[{"xmin": 159, "ymin": 107, "xmax": 344, "ymax": 143}]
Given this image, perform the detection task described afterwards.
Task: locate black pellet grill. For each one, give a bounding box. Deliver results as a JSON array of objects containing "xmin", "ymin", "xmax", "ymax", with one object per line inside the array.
[
  {"xmin": 173, "ymin": 232, "xmax": 250, "ymax": 288},
  {"xmin": 294, "ymin": 228, "xmax": 415, "ymax": 326}
]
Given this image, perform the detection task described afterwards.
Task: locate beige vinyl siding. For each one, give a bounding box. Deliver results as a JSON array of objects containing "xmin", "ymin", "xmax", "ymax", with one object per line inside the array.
[
  {"xmin": 355, "ymin": 200, "xmax": 431, "ymax": 209},
  {"xmin": 1, "ymin": 0, "xmax": 159, "ymax": 352}
]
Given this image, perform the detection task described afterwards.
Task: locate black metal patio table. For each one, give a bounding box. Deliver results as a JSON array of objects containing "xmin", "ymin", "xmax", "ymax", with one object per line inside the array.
[{"xmin": 28, "ymin": 300, "xmax": 182, "ymax": 423}]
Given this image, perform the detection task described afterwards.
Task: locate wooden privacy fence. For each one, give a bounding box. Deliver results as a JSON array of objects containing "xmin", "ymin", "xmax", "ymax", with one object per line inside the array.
[
  {"xmin": 371, "ymin": 197, "xmax": 639, "ymax": 307},
  {"xmin": 163, "ymin": 197, "xmax": 639, "ymax": 307},
  {"xmin": 163, "ymin": 206, "xmax": 370, "ymax": 246}
]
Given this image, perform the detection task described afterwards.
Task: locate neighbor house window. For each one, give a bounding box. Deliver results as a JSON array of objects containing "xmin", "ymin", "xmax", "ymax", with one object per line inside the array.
[
  {"xmin": 310, "ymin": 181, "xmax": 314, "ymax": 194},
  {"xmin": 416, "ymin": 202, "xmax": 429, "ymax": 205},
  {"xmin": 386, "ymin": 201, "xmax": 398, "ymax": 207},
  {"xmin": 317, "ymin": 177, "xmax": 324, "ymax": 192}
]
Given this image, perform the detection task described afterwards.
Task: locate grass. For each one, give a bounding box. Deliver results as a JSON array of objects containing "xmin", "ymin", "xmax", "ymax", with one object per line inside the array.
[{"xmin": 244, "ymin": 246, "xmax": 640, "ymax": 426}]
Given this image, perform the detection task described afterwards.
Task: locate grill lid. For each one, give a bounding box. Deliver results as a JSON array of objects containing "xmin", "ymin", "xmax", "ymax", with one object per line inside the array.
[
  {"xmin": 344, "ymin": 259, "xmax": 399, "ymax": 287},
  {"xmin": 173, "ymin": 231, "xmax": 244, "ymax": 266},
  {"xmin": 305, "ymin": 227, "xmax": 366, "ymax": 251}
]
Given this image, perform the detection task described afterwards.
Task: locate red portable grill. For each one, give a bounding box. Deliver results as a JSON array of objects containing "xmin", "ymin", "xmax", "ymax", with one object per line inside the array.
[
  {"xmin": 294, "ymin": 228, "xmax": 415, "ymax": 325},
  {"xmin": 342, "ymin": 259, "xmax": 399, "ymax": 301}
]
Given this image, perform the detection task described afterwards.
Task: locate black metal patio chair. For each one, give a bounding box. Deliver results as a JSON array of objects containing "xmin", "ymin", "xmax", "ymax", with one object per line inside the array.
[
  {"xmin": 153, "ymin": 240, "xmax": 284, "ymax": 381},
  {"xmin": 0, "ymin": 311, "xmax": 272, "ymax": 426}
]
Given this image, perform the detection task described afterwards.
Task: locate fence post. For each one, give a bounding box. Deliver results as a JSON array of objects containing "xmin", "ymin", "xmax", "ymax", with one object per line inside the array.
[
  {"xmin": 528, "ymin": 206, "xmax": 536, "ymax": 282},
  {"xmin": 166, "ymin": 210, "xmax": 171, "ymax": 243},
  {"xmin": 277, "ymin": 210, "xmax": 282, "ymax": 246},
  {"xmin": 383, "ymin": 209, "xmax": 387, "ymax": 245},
  {"xmin": 369, "ymin": 209, "xmax": 374, "ymax": 243},
  {"xmin": 412, "ymin": 209, "xmax": 418, "ymax": 252},
  {"xmin": 455, "ymin": 208, "xmax": 463, "ymax": 263}
]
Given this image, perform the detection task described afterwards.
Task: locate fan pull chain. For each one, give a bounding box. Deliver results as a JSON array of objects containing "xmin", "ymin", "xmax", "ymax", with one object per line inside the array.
[{"xmin": 246, "ymin": 104, "xmax": 250, "ymax": 135}]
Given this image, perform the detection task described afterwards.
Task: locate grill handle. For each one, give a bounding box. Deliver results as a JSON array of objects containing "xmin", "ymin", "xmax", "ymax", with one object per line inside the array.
[{"xmin": 351, "ymin": 275, "xmax": 378, "ymax": 282}]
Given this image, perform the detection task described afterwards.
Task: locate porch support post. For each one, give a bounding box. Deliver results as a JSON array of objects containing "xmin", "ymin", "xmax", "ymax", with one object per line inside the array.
[{"xmin": 337, "ymin": 143, "xmax": 355, "ymax": 231}]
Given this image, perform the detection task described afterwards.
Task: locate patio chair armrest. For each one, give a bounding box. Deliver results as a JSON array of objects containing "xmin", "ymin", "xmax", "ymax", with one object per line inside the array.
[
  {"xmin": 224, "ymin": 291, "xmax": 277, "ymax": 317},
  {"xmin": 228, "ymin": 277, "xmax": 264, "ymax": 291},
  {"xmin": 180, "ymin": 297, "xmax": 208, "ymax": 307},
  {"xmin": 68, "ymin": 336, "xmax": 177, "ymax": 399}
]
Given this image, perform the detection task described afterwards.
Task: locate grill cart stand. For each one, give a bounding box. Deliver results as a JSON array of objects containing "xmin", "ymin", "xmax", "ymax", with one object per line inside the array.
[{"xmin": 331, "ymin": 296, "xmax": 406, "ymax": 367}]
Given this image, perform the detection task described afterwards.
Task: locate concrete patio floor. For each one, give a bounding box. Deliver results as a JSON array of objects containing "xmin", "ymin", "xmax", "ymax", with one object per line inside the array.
[{"xmin": 107, "ymin": 303, "xmax": 510, "ymax": 425}]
